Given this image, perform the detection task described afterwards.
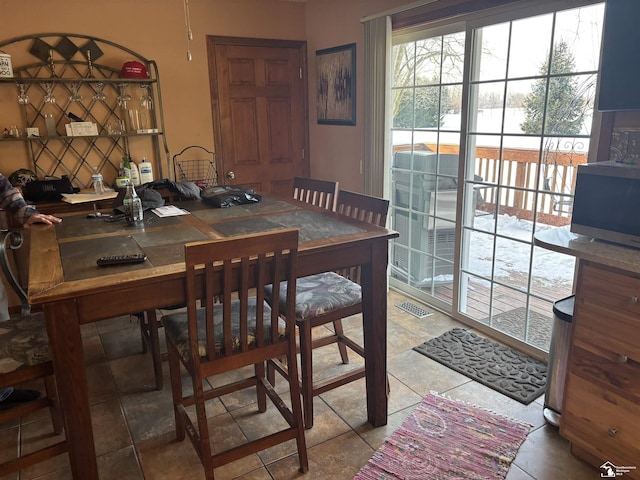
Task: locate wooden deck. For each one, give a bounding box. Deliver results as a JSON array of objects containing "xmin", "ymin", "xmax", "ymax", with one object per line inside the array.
[{"xmin": 430, "ymin": 278, "xmax": 573, "ymax": 350}]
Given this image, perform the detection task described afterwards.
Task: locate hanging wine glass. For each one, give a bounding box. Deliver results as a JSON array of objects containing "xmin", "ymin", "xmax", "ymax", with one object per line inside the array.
[
  {"xmin": 69, "ymin": 82, "xmax": 83, "ymax": 102},
  {"xmin": 117, "ymin": 83, "xmax": 131, "ymax": 109},
  {"xmin": 43, "ymin": 82, "xmax": 56, "ymax": 104},
  {"xmin": 17, "ymin": 83, "xmax": 29, "ymax": 105},
  {"xmin": 92, "ymin": 81, "xmax": 106, "ymax": 102},
  {"xmin": 140, "ymin": 84, "xmax": 153, "ymax": 110}
]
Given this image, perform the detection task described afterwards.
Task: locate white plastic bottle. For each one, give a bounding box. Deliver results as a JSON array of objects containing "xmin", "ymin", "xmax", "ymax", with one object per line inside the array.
[
  {"xmin": 139, "ymin": 157, "xmax": 154, "ymax": 184},
  {"xmin": 127, "ymin": 159, "xmax": 141, "ymax": 186}
]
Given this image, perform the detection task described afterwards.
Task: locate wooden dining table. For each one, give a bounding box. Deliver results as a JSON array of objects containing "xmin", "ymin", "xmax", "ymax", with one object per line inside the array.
[{"xmin": 27, "ymin": 194, "xmax": 398, "ymax": 479}]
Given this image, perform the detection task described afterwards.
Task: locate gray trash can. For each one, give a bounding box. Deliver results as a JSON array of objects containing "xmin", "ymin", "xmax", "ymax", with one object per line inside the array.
[{"xmin": 543, "ymin": 295, "xmax": 574, "ymax": 427}]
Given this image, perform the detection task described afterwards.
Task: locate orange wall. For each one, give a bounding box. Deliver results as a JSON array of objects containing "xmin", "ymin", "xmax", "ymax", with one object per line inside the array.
[
  {"xmin": 0, "ymin": 0, "xmax": 408, "ymax": 195},
  {"xmin": 0, "ymin": 0, "xmax": 306, "ymax": 178},
  {"xmin": 305, "ymin": 0, "xmax": 405, "ymax": 192}
]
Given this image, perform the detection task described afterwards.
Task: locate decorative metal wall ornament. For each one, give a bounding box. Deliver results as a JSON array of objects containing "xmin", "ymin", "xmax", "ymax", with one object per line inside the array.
[{"xmin": 610, "ymin": 128, "xmax": 640, "ymax": 165}]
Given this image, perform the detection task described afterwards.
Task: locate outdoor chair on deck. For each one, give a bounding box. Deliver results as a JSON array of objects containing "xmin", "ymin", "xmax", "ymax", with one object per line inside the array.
[
  {"xmin": 543, "ymin": 177, "xmax": 574, "ymax": 213},
  {"xmin": 162, "ymin": 229, "xmax": 308, "ymax": 480},
  {"xmin": 0, "ymin": 231, "xmax": 68, "ymax": 474},
  {"xmin": 266, "ymin": 189, "xmax": 390, "ymax": 428}
]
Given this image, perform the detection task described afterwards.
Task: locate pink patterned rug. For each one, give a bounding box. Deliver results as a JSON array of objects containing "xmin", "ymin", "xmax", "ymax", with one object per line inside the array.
[{"xmin": 354, "ymin": 393, "xmax": 531, "ymax": 480}]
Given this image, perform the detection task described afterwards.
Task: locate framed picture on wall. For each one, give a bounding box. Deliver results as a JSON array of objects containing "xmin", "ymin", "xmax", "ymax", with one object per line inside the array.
[{"xmin": 316, "ymin": 43, "xmax": 356, "ymax": 125}]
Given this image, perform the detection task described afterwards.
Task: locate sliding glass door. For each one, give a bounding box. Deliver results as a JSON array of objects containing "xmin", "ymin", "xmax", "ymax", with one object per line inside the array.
[
  {"xmin": 388, "ymin": 1, "xmax": 604, "ymax": 354},
  {"xmin": 389, "ymin": 26, "xmax": 465, "ymax": 307}
]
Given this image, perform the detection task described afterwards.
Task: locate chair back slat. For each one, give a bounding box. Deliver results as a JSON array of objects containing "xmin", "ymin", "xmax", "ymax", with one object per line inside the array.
[
  {"xmin": 292, "ymin": 177, "xmax": 338, "ymax": 211},
  {"xmin": 183, "ymin": 229, "xmax": 299, "ymax": 365},
  {"xmin": 335, "ymin": 190, "xmax": 390, "ymax": 283},
  {"xmin": 336, "ymin": 190, "xmax": 389, "ymax": 227}
]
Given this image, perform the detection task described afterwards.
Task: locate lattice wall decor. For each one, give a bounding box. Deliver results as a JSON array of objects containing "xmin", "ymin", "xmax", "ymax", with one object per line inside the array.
[{"xmin": 0, "ymin": 33, "xmax": 170, "ymax": 189}]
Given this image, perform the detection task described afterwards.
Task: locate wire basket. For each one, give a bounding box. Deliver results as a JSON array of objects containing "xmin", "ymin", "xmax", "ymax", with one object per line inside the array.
[{"xmin": 173, "ymin": 146, "xmax": 218, "ymax": 188}]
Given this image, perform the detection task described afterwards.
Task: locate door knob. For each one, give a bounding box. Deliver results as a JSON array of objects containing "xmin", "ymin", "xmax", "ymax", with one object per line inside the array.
[{"xmin": 226, "ymin": 171, "xmax": 235, "ymax": 180}]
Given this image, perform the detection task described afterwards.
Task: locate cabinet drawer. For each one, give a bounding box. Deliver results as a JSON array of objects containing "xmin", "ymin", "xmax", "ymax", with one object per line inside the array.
[
  {"xmin": 569, "ymin": 344, "xmax": 640, "ymax": 402},
  {"xmin": 580, "ymin": 263, "xmax": 640, "ymax": 317},
  {"xmin": 562, "ymin": 373, "xmax": 640, "ymax": 469},
  {"xmin": 573, "ymin": 301, "xmax": 640, "ymax": 361}
]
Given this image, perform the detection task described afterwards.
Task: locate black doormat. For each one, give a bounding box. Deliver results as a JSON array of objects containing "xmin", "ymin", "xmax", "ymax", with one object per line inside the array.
[{"xmin": 413, "ymin": 328, "xmax": 547, "ymax": 405}]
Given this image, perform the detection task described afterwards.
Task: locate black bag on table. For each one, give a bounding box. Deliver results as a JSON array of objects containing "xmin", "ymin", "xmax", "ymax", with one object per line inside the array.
[
  {"xmin": 201, "ymin": 186, "xmax": 262, "ymax": 208},
  {"xmin": 22, "ymin": 175, "xmax": 78, "ymax": 202}
]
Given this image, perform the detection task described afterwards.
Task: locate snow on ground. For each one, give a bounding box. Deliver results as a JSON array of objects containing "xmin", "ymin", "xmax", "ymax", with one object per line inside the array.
[{"xmin": 468, "ymin": 213, "xmax": 575, "ymax": 288}]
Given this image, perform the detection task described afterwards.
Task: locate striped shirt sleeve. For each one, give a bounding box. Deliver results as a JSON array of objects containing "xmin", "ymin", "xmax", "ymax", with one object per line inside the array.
[{"xmin": 0, "ymin": 175, "xmax": 37, "ymax": 226}]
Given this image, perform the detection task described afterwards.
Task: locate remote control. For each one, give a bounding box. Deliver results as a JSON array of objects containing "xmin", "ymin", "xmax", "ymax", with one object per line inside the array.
[{"xmin": 96, "ymin": 253, "xmax": 147, "ymax": 266}]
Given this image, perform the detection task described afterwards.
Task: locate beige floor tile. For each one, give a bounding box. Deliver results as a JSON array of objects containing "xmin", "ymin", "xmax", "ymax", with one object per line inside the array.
[
  {"xmin": 90, "ymin": 398, "xmax": 133, "ymax": 456},
  {"xmin": 136, "ymin": 431, "xmax": 209, "ymax": 480},
  {"xmin": 96, "ymin": 446, "xmax": 143, "ymax": 479},
  {"xmin": 100, "ymin": 324, "xmax": 145, "ymax": 361},
  {"xmin": 109, "ymin": 353, "xmax": 161, "ymax": 395},
  {"xmin": 81, "ymin": 334, "xmax": 107, "ymax": 366},
  {"xmin": 388, "ymin": 348, "xmax": 471, "ymax": 394},
  {"xmin": 444, "ymin": 381, "xmax": 547, "ymax": 430},
  {"xmin": 268, "ymin": 431, "xmax": 373, "ymax": 480},
  {"xmin": 119, "ymin": 387, "xmax": 177, "ymax": 444},
  {"xmin": 86, "ymin": 361, "xmax": 118, "ymax": 405},
  {"xmin": 354, "ymin": 403, "xmax": 417, "ymax": 451},
  {"xmin": 1, "ymin": 289, "xmax": 605, "ymax": 480},
  {"xmin": 512, "ymin": 424, "xmax": 600, "ymax": 479},
  {"xmin": 18, "ymin": 417, "xmax": 69, "ymax": 479},
  {"xmin": 506, "ymin": 464, "xmax": 536, "ymax": 479}
]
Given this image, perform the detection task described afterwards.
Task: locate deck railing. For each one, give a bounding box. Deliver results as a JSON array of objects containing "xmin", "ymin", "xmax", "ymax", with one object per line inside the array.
[{"xmin": 393, "ymin": 142, "xmax": 588, "ymax": 226}]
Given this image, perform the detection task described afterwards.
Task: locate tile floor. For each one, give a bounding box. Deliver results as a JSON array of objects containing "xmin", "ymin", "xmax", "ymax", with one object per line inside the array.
[{"xmin": 1, "ymin": 289, "xmax": 600, "ymax": 480}]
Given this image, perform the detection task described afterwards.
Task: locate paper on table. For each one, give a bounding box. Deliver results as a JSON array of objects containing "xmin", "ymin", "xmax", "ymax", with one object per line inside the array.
[
  {"xmin": 152, "ymin": 205, "xmax": 190, "ymax": 217},
  {"xmin": 61, "ymin": 190, "xmax": 118, "ymax": 204}
]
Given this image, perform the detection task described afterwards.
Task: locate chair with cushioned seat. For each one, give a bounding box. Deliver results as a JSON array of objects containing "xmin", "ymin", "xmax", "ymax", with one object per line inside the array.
[
  {"xmin": 162, "ymin": 228, "xmax": 307, "ymax": 480},
  {"xmin": 0, "ymin": 230, "xmax": 68, "ymax": 475},
  {"xmin": 266, "ymin": 190, "xmax": 389, "ymax": 428}
]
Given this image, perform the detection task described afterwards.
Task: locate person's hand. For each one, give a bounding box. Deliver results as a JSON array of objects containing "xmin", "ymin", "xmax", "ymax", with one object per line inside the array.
[{"xmin": 23, "ymin": 213, "xmax": 62, "ymax": 228}]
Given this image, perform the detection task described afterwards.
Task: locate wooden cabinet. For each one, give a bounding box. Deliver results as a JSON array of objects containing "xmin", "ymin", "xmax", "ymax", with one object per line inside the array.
[
  {"xmin": 0, "ymin": 33, "xmax": 170, "ymax": 191},
  {"xmin": 561, "ymin": 261, "xmax": 640, "ymax": 478}
]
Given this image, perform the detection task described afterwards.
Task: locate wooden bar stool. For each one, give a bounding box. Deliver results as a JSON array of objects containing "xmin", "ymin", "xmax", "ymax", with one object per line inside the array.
[
  {"xmin": 163, "ymin": 229, "xmax": 308, "ymax": 479},
  {"xmin": 267, "ymin": 190, "xmax": 389, "ymax": 427}
]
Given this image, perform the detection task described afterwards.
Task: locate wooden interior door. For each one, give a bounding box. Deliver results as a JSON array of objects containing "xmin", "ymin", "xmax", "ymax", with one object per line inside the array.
[{"xmin": 207, "ymin": 36, "xmax": 309, "ymax": 195}]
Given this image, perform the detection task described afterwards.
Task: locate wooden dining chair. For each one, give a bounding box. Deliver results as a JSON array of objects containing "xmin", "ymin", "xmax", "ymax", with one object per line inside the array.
[
  {"xmin": 138, "ymin": 176, "xmax": 338, "ymax": 391},
  {"xmin": 267, "ymin": 190, "xmax": 389, "ymax": 428},
  {"xmin": 292, "ymin": 176, "xmax": 338, "ymax": 211},
  {"xmin": 0, "ymin": 231, "xmax": 68, "ymax": 475},
  {"xmin": 162, "ymin": 229, "xmax": 308, "ymax": 480}
]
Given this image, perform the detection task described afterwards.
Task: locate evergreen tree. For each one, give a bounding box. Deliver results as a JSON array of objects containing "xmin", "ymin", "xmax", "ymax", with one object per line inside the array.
[
  {"xmin": 520, "ymin": 40, "xmax": 586, "ymax": 135},
  {"xmin": 394, "ymin": 84, "xmax": 446, "ymax": 129}
]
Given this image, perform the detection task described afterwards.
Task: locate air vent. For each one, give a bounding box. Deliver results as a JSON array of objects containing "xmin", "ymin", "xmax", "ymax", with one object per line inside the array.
[{"xmin": 395, "ymin": 301, "xmax": 432, "ymax": 319}]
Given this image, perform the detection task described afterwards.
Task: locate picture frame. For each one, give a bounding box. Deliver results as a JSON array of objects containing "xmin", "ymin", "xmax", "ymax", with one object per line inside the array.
[{"xmin": 316, "ymin": 43, "xmax": 356, "ymax": 125}]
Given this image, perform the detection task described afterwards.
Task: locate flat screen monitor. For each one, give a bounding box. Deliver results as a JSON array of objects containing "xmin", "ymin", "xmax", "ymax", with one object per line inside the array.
[
  {"xmin": 571, "ymin": 161, "xmax": 640, "ymax": 248},
  {"xmin": 597, "ymin": 0, "xmax": 640, "ymax": 111}
]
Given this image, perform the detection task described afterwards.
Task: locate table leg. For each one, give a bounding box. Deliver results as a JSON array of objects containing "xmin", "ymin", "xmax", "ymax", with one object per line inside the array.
[
  {"xmin": 361, "ymin": 240, "xmax": 389, "ymax": 427},
  {"xmin": 44, "ymin": 299, "xmax": 99, "ymax": 479}
]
